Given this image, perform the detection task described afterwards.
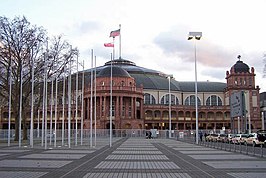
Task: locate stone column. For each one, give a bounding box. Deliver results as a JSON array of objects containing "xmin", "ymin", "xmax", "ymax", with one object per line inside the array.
[
  {"xmin": 103, "ymin": 96, "xmax": 106, "ymax": 118},
  {"xmin": 120, "ymin": 96, "xmax": 123, "ymax": 117},
  {"xmin": 131, "ymin": 97, "xmax": 134, "ymax": 118},
  {"xmin": 99, "ymin": 96, "xmax": 102, "ymax": 118}
]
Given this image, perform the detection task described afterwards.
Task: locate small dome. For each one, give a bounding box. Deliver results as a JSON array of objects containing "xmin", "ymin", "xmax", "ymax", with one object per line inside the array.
[
  {"xmin": 97, "ymin": 66, "xmax": 131, "ymax": 78},
  {"xmin": 233, "ymin": 60, "xmax": 250, "ymax": 73}
]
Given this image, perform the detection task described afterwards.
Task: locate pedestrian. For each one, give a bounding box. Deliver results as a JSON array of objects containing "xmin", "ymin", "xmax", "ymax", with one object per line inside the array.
[
  {"xmin": 204, "ymin": 133, "xmax": 207, "ymax": 141},
  {"xmin": 199, "ymin": 132, "xmax": 203, "ymax": 142}
]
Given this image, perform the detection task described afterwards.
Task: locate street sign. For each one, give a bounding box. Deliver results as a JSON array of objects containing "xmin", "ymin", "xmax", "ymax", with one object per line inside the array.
[{"xmin": 230, "ymin": 91, "xmax": 244, "ymax": 118}]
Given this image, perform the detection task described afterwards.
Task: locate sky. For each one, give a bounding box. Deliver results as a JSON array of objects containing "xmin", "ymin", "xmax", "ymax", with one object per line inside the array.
[{"xmin": 1, "ymin": 0, "xmax": 266, "ymax": 91}]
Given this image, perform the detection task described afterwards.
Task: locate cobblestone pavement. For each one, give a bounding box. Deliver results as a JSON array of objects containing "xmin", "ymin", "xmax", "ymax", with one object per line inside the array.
[{"xmin": 0, "ymin": 138, "xmax": 266, "ymax": 178}]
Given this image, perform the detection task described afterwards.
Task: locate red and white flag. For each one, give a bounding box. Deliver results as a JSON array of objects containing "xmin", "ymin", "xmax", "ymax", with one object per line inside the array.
[
  {"xmin": 104, "ymin": 43, "xmax": 114, "ymax": 47},
  {"xmin": 109, "ymin": 29, "xmax": 120, "ymax": 37}
]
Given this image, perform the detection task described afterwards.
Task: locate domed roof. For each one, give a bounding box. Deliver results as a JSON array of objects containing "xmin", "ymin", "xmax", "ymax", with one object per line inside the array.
[
  {"xmin": 97, "ymin": 65, "xmax": 131, "ymax": 78},
  {"xmin": 84, "ymin": 58, "xmax": 226, "ymax": 92},
  {"xmin": 233, "ymin": 60, "xmax": 250, "ymax": 73}
]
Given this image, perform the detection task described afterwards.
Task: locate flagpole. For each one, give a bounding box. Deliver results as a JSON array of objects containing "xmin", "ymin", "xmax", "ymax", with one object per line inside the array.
[
  {"xmin": 90, "ymin": 49, "xmax": 93, "ymax": 148},
  {"xmin": 109, "ymin": 52, "xmax": 112, "ymax": 147},
  {"xmin": 68, "ymin": 47, "xmax": 72, "ymax": 149},
  {"xmin": 81, "ymin": 60, "xmax": 84, "ymax": 145},
  {"xmin": 94, "ymin": 56, "xmax": 97, "ymax": 147},
  {"xmin": 113, "ymin": 37, "xmax": 115, "ymax": 60},
  {"xmin": 75, "ymin": 55, "xmax": 78, "ymax": 146},
  {"xmin": 119, "ymin": 24, "xmax": 121, "ymax": 59}
]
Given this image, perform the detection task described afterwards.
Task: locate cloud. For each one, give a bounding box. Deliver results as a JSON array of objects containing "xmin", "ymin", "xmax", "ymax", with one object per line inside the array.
[
  {"xmin": 201, "ymin": 67, "xmax": 227, "ymax": 81},
  {"xmin": 71, "ymin": 20, "xmax": 102, "ymax": 35},
  {"xmin": 153, "ymin": 26, "xmax": 238, "ymax": 69}
]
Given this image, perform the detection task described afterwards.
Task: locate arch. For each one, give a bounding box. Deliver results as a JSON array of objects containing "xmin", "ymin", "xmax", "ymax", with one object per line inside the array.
[
  {"xmin": 145, "ymin": 110, "xmax": 153, "ymax": 120},
  {"xmin": 171, "ymin": 111, "xmax": 177, "ymax": 120},
  {"xmin": 206, "ymin": 95, "xmax": 222, "ymax": 106},
  {"xmin": 125, "ymin": 123, "xmax": 131, "ymax": 129},
  {"xmin": 216, "ymin": 111, "xmax": 223, "ymax": 119},
  {"xmin": 199, "ymin": 111, "xmax": 206, "ymax": 121},
  {"xmin": 185, "ymin": 111, "xmax": 191, "ymax": 118},
  {"xmin": 178, "ymin": 111, "xmax": 184, "ymax": 117},
  {"xmin": 184, "ymin": 95, "xmax": 201, "ymax": 106},
  {"xmin": 207, "ymin": 112, "xmax": 215, "ymax": 120},
  {"xmin": 144, "ymin": 93, "xmax": 156, "ymax": 104},
  {"xmin": 154, "ymin": 110, "xmax": 160, "ymax": 120},
  {"xmin": 160, "ymin": 94, "xmax": 179, "ymax": 105},
  {"xmin": 162, "ymin": 110, "xmax": 168, "ymax": 120},
  {"xmin": 106, "ymin": 123, "xmax": 115, "ymax": 130}
]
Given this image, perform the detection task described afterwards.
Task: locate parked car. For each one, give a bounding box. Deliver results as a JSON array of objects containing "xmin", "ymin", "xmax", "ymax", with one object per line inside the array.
[
  {"xmin": 244, "ymin": 133, "xmax": 264, "ymax": 146},
  {"xmin": 217, "ymin": 134, "xmax": 227, "ymax": 142},
  {"xmin": 224, "ymin": 134, "xmax": 235, "ymax": 143},
  {"xmin": 257, "ymin": 130, "xmax": 266, "ymax": 143},
  {"xmin": 231, "ymin": 134, "xmax": 248, "ymax": 144},
  {"xmin": 206, "ymin": 133, "xmax": 219, "ymax": 142}
]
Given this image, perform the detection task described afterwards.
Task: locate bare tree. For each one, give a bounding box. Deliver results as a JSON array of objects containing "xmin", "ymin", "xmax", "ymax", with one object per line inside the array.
[{"xmin": 0, "ymin": 16, "xmax": 77, "ymax": 140}]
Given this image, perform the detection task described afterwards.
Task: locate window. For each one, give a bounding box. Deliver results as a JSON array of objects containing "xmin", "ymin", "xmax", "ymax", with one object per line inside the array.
[
  {"xmin": 144, "ymin": 93, "xmax": 156, "ymax": 104},
  {"xmin": 129, "ymin": 102, "xmax": 132, "ymax": 117},
  {"xmin": 184, "ymin": 95, "xmax": 201, "ymax": 106},
  {"xmin": 235, "ymin": 78, "xmax": 238, "ymax": 85},
  {"xmin": 206, "ymin": 95, "xmax": 222, "ymax": 106},
  {"xmin": 160, "ymin": 94, "xmax": 179, "ymax": 105}
]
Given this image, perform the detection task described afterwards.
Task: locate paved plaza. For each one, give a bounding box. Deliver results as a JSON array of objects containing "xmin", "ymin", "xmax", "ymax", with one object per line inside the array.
[{"xmin": 0, "ymin": 138, "xmax": 266, "ymax": 178}]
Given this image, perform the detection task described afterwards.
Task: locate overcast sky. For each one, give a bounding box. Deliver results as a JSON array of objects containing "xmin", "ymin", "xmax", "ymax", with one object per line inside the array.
[{"xmin": 1, "ymin": 0, "xmax": 266, "ymax": 91}]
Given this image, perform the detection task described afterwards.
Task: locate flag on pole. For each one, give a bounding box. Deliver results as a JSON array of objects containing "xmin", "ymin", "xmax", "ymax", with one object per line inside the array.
[
  {"xmin": 104, "ymin": 43, "xmax": 114, "ymax": 47},
  {"xmin": 109, "ymin": 29, "xmax": 120, "ymax": 37}
]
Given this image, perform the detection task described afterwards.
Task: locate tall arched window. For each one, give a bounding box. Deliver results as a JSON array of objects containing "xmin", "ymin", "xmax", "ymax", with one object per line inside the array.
[
  {"xmin": 184, "ymin": 95, "xmax": 201, "ymax": 106},
  {"xmin": 160, "ymin": 94, "xmax": 179, "ymax": 105},
  {"xmin": 206, "ymin": 95, "xmax": 222, "ymax": 106},
  {"xmin": 144, "ymin": 93, "xmax": 156, "ymax": 104}
]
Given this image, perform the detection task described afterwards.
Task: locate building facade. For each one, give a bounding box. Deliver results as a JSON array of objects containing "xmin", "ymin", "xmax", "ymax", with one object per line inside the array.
[
  {"xmin": 83, "ymin": 58, "xmax": 262, "ymax": 132},
  {"xmin": 0, "ymin": 57, "xmax": 263, "ymax": 133}
]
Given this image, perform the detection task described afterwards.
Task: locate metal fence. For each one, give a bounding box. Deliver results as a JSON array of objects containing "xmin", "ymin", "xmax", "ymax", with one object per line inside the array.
[
  {"xmin": 176, "ymin": 132, "xmax": 266, "ymax": 158},
  {"xmin": 0, "ymin": 129, "xmax": 181, "ymax": 141}
]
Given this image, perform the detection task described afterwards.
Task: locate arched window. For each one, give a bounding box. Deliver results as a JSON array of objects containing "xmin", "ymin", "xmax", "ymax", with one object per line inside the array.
[
  {"xmin": 206, "ymin": 95, "xmax": 222, "ymax": 106},
  {"xmin": 160, "ymin": 94, "xmax": 179, "ymax": 105},
  {"xmin": 184, "ymin": 95, "xmax": 201, "ymax": 106},
  {"xmin": 144, "ymin": 93, "xmax": 156, "ymax": 104}
]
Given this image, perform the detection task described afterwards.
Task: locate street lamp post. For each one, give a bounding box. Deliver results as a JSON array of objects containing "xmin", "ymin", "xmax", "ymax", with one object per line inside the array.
[
  {"xmin": 168, "ymin": 74, "xmax": 173, "ymax": 138},
  {"xmin": 188, "ymin": 32, "xmax": 202, "ymax": 144}
]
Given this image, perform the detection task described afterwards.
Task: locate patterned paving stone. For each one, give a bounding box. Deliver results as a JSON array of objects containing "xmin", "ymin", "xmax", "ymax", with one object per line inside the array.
[
  {"xmin": 228, "ymin": 172, "xmax": 266, "ymax": 178},
  {"xmin": 180, "ymin": 150, "xmax": 232, "ymax": 154},
  {"xmin": 106, "ymin": 155, "xmax": 169, "ymax": 160},
  {"xmin": 44, "ymin": 149, "xmax": 95, "ymax": 154},
  {"xmin": 117, "ymin": 147, "xmax": 158, "ymax": 150},
  {"xmin": 0, "ymin": 171, "xmax": 48, "ymax": 178},
  {"xmin": 188, "ymin": 154, "xmax": 257, "ymax": 160},
  {"xmin": 173, "ymin": 147, "xmax": 215, "ymax": 151},
  {"xmin": 112, "ymin": 150, "xmax": 163, "ymax": 154},
  {"xmin": 20, "ymin": 153, "xmax": 86, "ymax": 159},
  {"xmin": 83, "ymin": 172, "xmax": 191, "ymax": 178},
  {"xmin": 0, "ymin": 149, "xmax": 30, "ymax": 153},
  {"xmin": 95, "ymin": 161, "xmax": 180, "ymax": 169},
  {"xmin": 0, "ymin": 160, "xmax": 72, "ymax": 168},
  {"xmin": 203, "ymin": 160, "xmax": 266, "ymax": 169}
]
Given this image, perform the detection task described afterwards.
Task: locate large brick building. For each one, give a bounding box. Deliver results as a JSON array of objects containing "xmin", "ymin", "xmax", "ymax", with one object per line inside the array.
[{"xmin": 83, "ymin": 58, "xmax": 262, "ymax": 132}]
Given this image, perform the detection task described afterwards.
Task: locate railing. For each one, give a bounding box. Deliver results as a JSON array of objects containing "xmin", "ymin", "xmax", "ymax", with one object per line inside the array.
[
  {"xmin": 0, "ymin": 129, "xmax": 177, "ymax": 141},
  {"xmin": 176, "ymin": 132, "xmax": 266, "ymax": 158}
]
